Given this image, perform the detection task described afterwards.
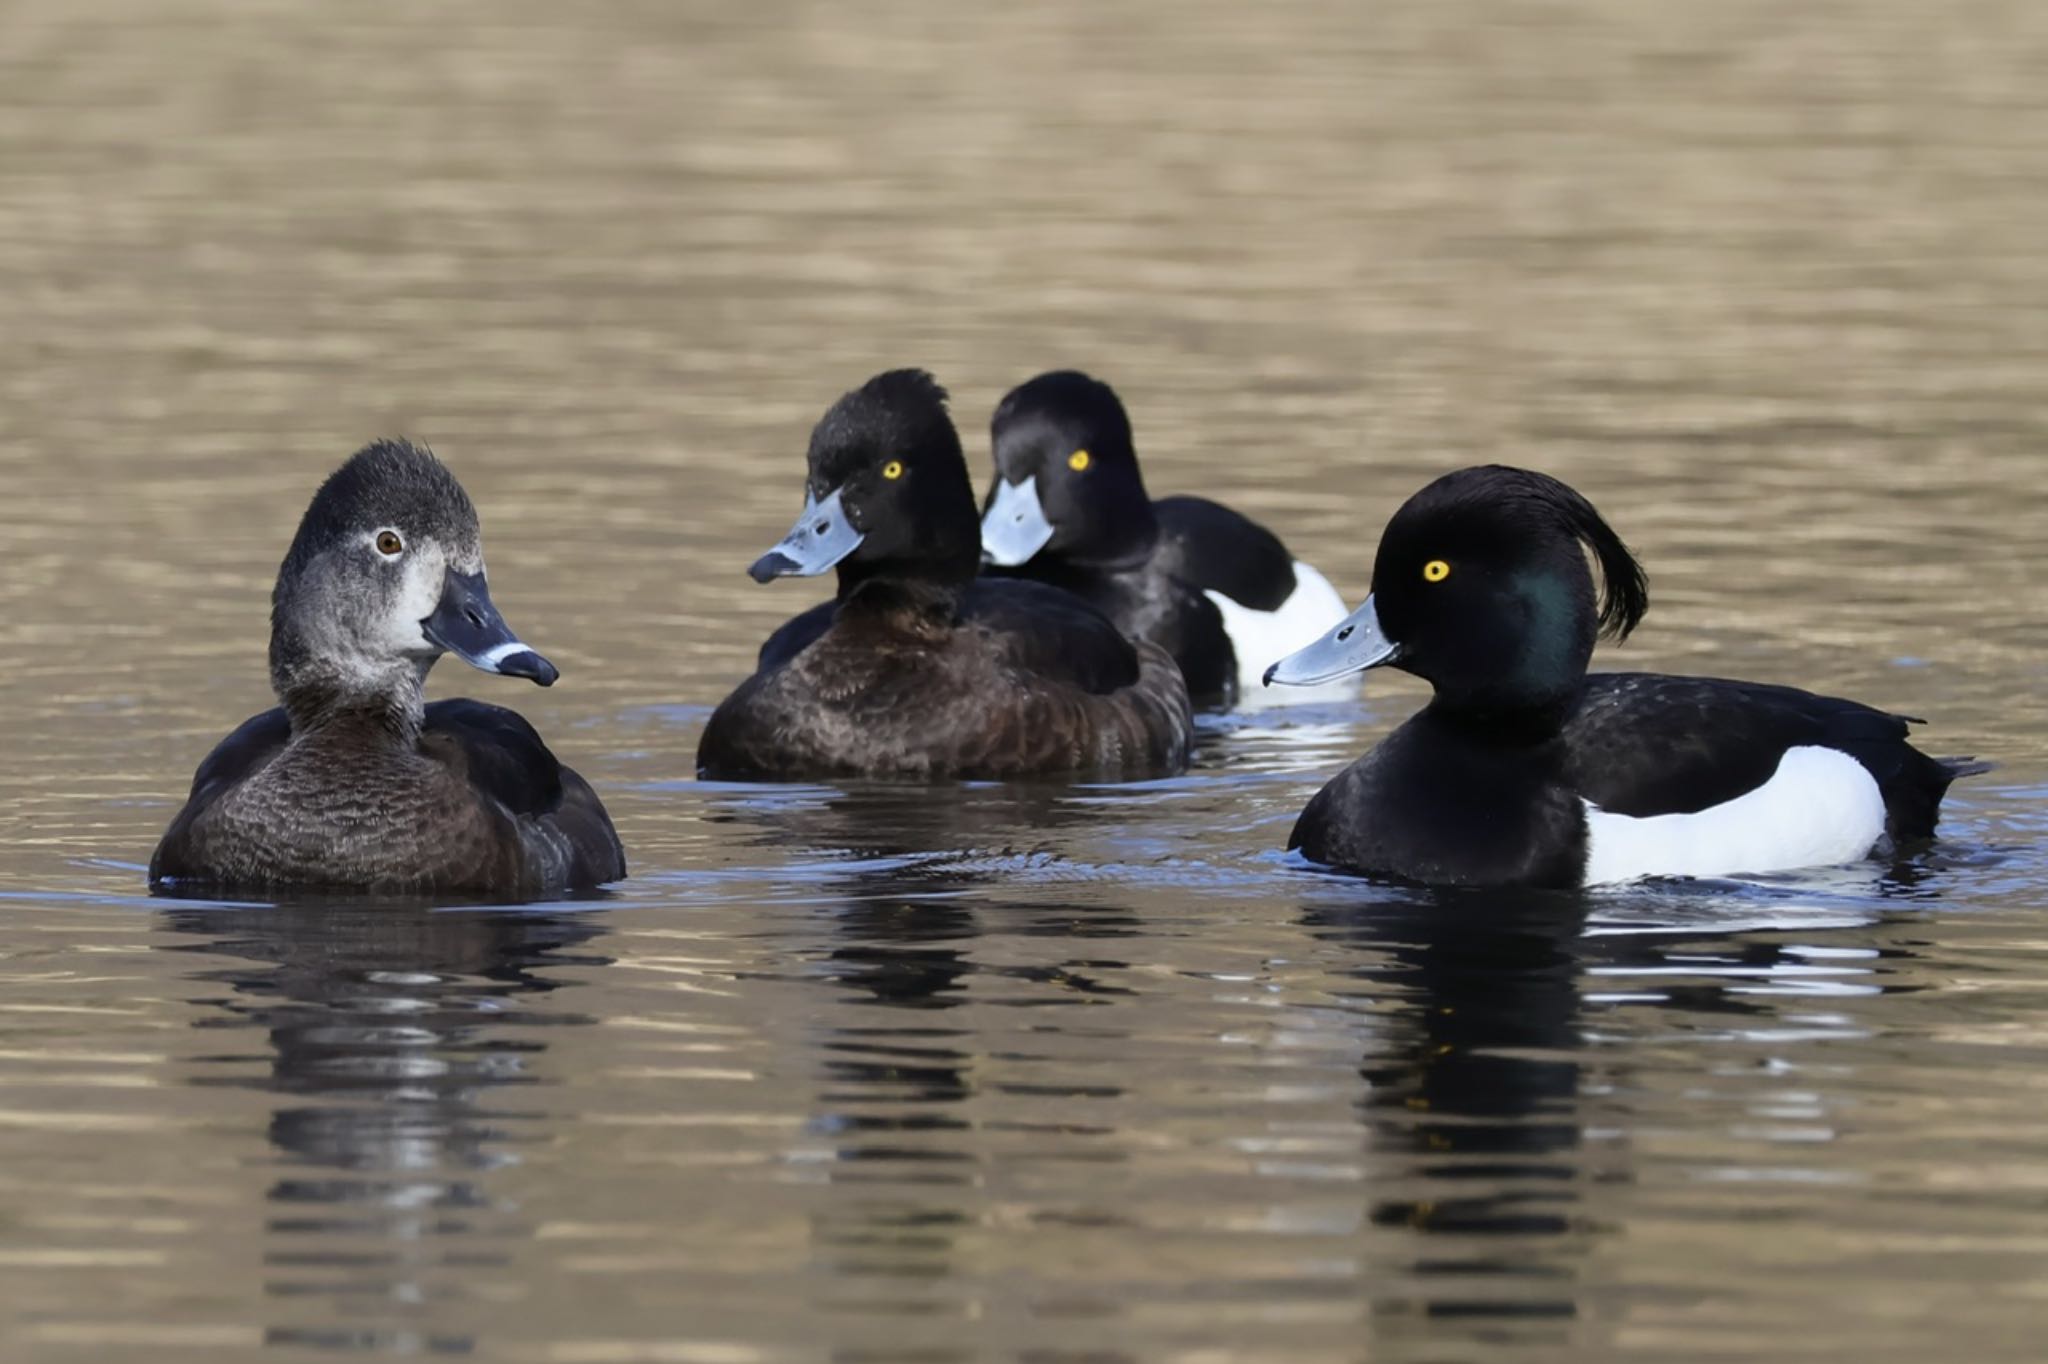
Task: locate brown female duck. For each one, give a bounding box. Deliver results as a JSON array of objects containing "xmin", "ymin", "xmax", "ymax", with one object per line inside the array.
[{"xmin": 151, "ymin": 440, "xmax": 624, "ymax": 898}]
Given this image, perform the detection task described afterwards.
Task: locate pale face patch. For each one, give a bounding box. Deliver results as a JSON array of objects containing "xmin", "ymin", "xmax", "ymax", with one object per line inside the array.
[
  {"xmin": 377, "ymin": 540, "xmax": 450, "ymax": 657},
  {"xmin": 1581, "ymin": 744, "xmax": 1887, "ymax": 887}
]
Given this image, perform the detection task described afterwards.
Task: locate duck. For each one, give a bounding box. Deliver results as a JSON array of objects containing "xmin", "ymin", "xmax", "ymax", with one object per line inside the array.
[
  {"xmin": 1264, "ymin": 464, "xmax": 1982, "ymax": 888},
  {"xmin": 150, "ymin": 439, "xmax": 625, "ymax": 898},
  {"xmin": 696, "ymin": 369, "xmax": 1191, "ymax": 781},
  {"xmin": 978, "ymin": 370, "xmax": 1351, "ymax": 708}
]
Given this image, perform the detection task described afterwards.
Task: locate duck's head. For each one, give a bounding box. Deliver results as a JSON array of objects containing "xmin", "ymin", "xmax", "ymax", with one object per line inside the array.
[
  {"xmin": 1265, "ymin": 466, "xmax": 1648, "ymax": 713},
  {"xmin": 980, "ymin": 370, "xmax": 1155, "ymax": 569},
  {"xmin": 750, "ymin": 369, "xmax": 981, "ymax": 593},
  {"xmin": 269, "ymin": 440, "xmax": 556, "ymax": 709}
]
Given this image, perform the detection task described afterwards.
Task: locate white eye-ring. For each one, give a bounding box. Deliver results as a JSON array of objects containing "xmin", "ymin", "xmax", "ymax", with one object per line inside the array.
[{"xmin": 374, "ymin": 529, "xmax": 404, "ymax": 557}]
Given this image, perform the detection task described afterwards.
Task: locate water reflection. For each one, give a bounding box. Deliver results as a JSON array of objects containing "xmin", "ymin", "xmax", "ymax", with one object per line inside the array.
[
  {"xmin": 785, "ymin": 798, "xmax": 990, "ymax": 1346},
  {"xmin": 701, "ymin": 778, "xmax": 1089, "ymax": 868},
  {"xmin": 1302, "ymin": 882, "xmax": 1911, "ymax": 1352},
  {"xmin": 1302, "ymin": 890, "xmax": 1597, "ymax": 1344},
  {"xmin": 164, "ymin": 904, "xmax": 606, "ymax": 1355},
  {"xmin": 754, "ymin": 784, "xmax": 1143, "ymax": 1351}
]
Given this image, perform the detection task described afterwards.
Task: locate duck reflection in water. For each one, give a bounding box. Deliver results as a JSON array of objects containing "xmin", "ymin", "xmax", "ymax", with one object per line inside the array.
[
  {"xmin": 1303, "ymin": 884, "xmax": 1808, "ymax": 1347},
  {"xmin": 744, "ymin": 784, "xmax": 1138, "ymax": 1344},
  {"xmin": 164, "ymin": 901, "xmax": 606, "ymax": 1355},
  {"xmin": 1303, "ymin": 887, "xmax": 1597, "ymax": 1346}
]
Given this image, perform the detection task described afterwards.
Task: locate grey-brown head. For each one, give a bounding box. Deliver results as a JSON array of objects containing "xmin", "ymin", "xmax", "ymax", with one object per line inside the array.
[{"xmin": 269, "ymin": 440, "xmax": 555, "ymax": 716}]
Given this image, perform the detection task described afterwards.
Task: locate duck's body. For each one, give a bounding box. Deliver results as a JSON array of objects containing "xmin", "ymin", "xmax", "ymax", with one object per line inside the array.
[
  {"xmin": 980, "ymin": 372, "xmax": 1349, "ymax": 708},
  {"xmin": 1290, "ymin": 672, "xmax": 1968, "ymax": 889},
  {"xmin": 701, "ymin": 578, "xmax": 1188, "ymax": 780},
  {"xmin": 698, "ymin": 369, "xmax": 1192, "ymax": 782},
  {"xmin": 983, "ymin": 537, "xmax": 1237, "ymax": 704},
  {"xmin": 1153, "ymin": 495, "xmax": 1352, "ymax": 701},
  {"xmin": 150, "ymin": 439, "xmax": 624, "ymax": 899},
  {"xmin": 1268, "ymin": 466, "xmax": 1977, "ymax": 889},
  {"xmin": 152, "ymin": 699, "xmax": 623, "ymax": 897}
]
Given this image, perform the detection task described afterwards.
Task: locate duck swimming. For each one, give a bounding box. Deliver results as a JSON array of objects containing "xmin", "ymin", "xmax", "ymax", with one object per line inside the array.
[
  {"xmin": 979, "ymin": 370, "xmax": 1351, "ymax": 708},
  {"xmin": 150, "ymin": 439, "xmax": 625, "ymax": 898},
  {"xmin": 696, "ymin": 369, "xmax": 1191, "ymax": 781},
  {"xmin": 1265, "ymin": 465, "xmax": 1980, "ymax": 888}
]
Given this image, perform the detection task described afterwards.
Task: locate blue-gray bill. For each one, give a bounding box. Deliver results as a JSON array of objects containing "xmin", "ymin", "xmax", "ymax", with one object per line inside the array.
[
  {"xmin": 423, "ymin": 569, "xmax": 559, "ymax": 686},
  {"xmin": 980, "ymin": 475, "xmax": 1055, "ymax": 567},
  {"xmin": 1263, "ymin": 593, "xmax": 1398, "ymax": 687},
  {"xmin": 749, "ymin": 487, "xmax": 866, "ymax": 582}
]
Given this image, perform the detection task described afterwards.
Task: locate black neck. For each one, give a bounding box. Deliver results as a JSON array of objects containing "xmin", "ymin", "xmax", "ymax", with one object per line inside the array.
[
  {"xmin": 1071, "ymin": 513, "xmax": 1159, "ymax": 572},
  {"xmin": 1420, "ymin": 683, "xmax": 1580, "ymax": 744},
  {"xmin": 834, "ymin": 547, "xmax": 978, "ymax": 602},
  {"xmin": 1058, "ymin": 486, "xmax": 1159, "ymax": 572}
]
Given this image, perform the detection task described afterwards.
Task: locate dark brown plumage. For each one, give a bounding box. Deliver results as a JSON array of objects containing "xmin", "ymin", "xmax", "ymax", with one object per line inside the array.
[{"xmin": 696, "ymin": 371, "xmax": 1193, "ymax": 782}]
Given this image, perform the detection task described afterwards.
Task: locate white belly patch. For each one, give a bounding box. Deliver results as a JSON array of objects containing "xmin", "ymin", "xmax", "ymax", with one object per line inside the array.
[
  {"xmin": 1580, "ymin": 745, "xmax": 1888, "ymax": 887},
  {"xmin": 1207, "ymin": 561, "xmax": 1354, "ymax": 708}
]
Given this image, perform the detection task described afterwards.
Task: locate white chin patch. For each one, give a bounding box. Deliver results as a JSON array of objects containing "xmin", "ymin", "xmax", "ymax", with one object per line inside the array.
[
  {"xmin": 1581, "ymin": 745, "xmax": 1887, "ymax": 887},
  {"xmin": 1206, "ymin": 561, "xmax": 1355, "ymax": 707}
]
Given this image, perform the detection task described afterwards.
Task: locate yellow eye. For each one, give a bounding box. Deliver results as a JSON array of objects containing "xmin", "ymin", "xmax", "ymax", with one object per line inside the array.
[
  {"xmin": 1422, "ymin": 559, "xmax": 1450, "ymax": 583},
  {"xmin": 1068, "ymin": 449, "xmax": 1091, "ymax": 472},
  {"xmin": 882, "ymin": 460, "xmax": 904, "ymax": 480},
  {"xmin": 376, "ymin": 530, "xmax": 404, "ymax": 556}
]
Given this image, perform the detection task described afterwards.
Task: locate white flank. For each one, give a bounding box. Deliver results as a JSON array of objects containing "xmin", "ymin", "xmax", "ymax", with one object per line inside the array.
[
  {"xmin": 1580, "ymin": 745, "xmax": 1887, "ymax": 887},
  {"xmin": 1207, "ymin": 560, "xmax": 1354, "ymax": 707}
]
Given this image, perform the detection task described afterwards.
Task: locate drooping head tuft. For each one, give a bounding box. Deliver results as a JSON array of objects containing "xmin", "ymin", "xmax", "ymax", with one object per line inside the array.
[
  {"xmin": 1361, "ymin": 464, "xmax": 1650, "ymax": 713},
  {"xmin": 807, "ymin": 370, "xmax": 959, "ymax": 492},
  {"xmin": 1462, "ymin": 465, "xmax": 1649, "ymax": 642}
]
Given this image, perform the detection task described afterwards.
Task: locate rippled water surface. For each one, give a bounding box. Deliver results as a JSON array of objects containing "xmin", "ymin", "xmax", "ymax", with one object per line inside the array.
[{"xmin": 3, "ymin": 1, "xmax": 2048, "ymax": 1359}]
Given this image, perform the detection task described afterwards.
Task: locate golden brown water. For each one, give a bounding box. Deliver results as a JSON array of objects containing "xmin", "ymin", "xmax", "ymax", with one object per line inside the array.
[{"xmin": 2, "ymin": 1, "xmax": 2046, "ymax": 1359}]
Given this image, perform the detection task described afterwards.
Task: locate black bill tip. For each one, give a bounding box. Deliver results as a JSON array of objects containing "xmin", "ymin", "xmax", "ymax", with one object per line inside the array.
[
  {"xmin": 496, "ymin": 649, "xmax": 559, "ymax": 687},
  {"xmin": 748, "ymin": 551, "xmax": 798, "ymax": 584}
]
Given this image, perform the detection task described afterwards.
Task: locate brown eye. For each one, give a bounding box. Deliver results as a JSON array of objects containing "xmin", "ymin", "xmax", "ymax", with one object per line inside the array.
[{"xmin": 376, "ymin": 530, "xmax": 404, "ymax": 556}]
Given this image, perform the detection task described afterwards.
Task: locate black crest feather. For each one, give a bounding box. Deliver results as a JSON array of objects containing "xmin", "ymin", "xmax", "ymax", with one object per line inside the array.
[
  {"xmin": 808, "ymin": 369, "xmax": 961, "ymax": 488},
  {"xmin": 1480, "ymin": 465, "xmax": 1649, "ymax": 642}
]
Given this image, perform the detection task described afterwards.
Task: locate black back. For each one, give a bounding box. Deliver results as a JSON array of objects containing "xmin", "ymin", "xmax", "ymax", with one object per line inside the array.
[
  {"xmin": 986, "ymin": 554, "xmax": 1235, "ymax": 706},
  {"xmin": 1564, "ymin": 673, "xmax": 1970, "ymax": 843},
  {"xmin": 1152, "ymin": 495, "xmax": 1299, "ymax": 612}
]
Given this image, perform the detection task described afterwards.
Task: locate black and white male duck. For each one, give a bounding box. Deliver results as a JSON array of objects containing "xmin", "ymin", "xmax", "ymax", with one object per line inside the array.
[
  {"xmin": 696, "ymin": 369, "xmax": 1191, "ymax": 781},
  {"xmin": 151, "ymin": 440, "xmax": 625, "ymax": 898},
  {"xmin": 978, "ymin": 370, "xmax": 1351, "ymax": 708},
  {"xmin": 1264, "ymin": 465, "xmax": 1981, "ymax": 888}
]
